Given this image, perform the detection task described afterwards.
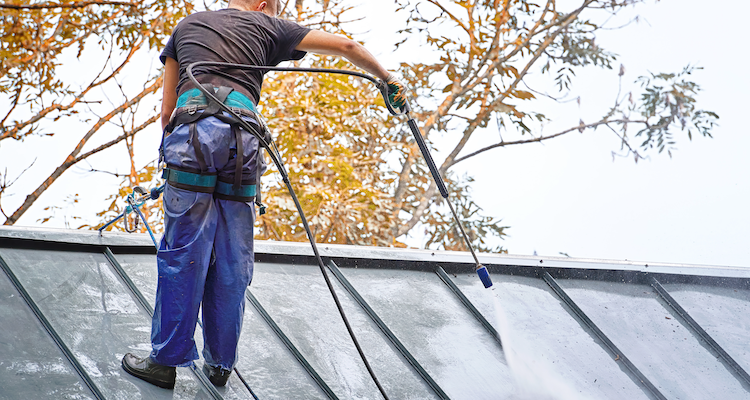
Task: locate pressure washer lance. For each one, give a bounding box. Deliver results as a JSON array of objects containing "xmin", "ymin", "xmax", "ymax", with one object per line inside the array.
[
  {"xmin": 394, "ymin": 100, "xmax": 493, "ymax": 289},
  {"xmin": 376, "ymin": 73, "xmax": 492, "ymax": 288}
]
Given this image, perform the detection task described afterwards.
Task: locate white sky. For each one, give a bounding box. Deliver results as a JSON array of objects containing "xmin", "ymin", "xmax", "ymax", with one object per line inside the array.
[{"xmin": 1, "ymin": 0, "xmax": 747, "ymax": 268}]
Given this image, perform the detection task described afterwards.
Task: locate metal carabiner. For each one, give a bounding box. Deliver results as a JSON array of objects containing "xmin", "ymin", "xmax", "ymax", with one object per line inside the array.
[{"xmin": 123, "ymin": 194, "xmax": 140, "ymax": 233}]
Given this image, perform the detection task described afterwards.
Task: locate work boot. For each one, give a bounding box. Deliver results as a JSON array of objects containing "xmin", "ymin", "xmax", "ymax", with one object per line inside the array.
[
  {"xmin": 203, "ymin": 363, "xmax": 232, "ymax": 387},
  {"xmin": 121, "ymin": 353, "xmax": 176, "ymax": 389}
]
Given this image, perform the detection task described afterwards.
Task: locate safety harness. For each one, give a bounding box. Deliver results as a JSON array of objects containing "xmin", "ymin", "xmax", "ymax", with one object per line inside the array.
[{"xmin": 161, "ymin": 84, "xmax": 268, "ymax": 212}]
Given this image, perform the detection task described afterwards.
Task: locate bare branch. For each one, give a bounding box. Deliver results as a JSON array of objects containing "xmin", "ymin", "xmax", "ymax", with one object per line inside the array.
[
  {"xmin": 76, "ymin": 160, "xmax": 125, "ymax": 178},
  {"xmin": 426, "ymin": 0, "xmax": 470, "ymax": 33},
  {"xmin": 396, "ymin": 181, "xmax": 438, "ymax": 237},
  {"xmin": 75, "ymin": 113, "xmax": 159, "ymax": 162},
  {"xmin": 0, "ymin": 159, "xmax": 37, "ymax": 221},
  {"xmin": 521, "ymin": 80, "xmax": 578, "ymax": 102},
  {"xmin": 0, "ymin": 85, "xmax": 23, "ymax": 127},
  {"xmin": 604, "ymin": 123, "xmax": 644, "ymax": 161},
  {"xmin": 452, "ymin": 118, "xmax": 645, "ymax": 165},
  {"xmin": 3, "ymin": 77, "xmax": 162, "ymax": 225}
]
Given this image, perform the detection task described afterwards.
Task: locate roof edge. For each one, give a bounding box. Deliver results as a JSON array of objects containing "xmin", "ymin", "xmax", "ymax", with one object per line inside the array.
[{"xmin": 1, "ymin": 226, "xmax": 747, "ymax": 279}]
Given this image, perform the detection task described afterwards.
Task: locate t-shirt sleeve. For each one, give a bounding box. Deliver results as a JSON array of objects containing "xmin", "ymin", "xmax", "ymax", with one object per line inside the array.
[
  {"xmin": 269, "ymin": 19, "xmax": 312, "ymax": 65},
  {"xmin": 159, "ymin": 34, "xmax": 177, "ymax": 65}
]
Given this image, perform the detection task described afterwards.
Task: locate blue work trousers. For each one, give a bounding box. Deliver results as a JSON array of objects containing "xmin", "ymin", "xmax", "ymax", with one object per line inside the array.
[{"xmin": 150, "ymin": 115, "xmax": 261, "ymax": 370}]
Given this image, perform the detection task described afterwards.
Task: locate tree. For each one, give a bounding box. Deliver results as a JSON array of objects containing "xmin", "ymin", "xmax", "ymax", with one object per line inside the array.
[
  {"xmin": 0, "ymin": 0, "xmax": 188, "ymax": 224},
  {"xmin": 0, "ymin": 0, "xmax": 717, "ymax": 254},
  {"xmin": 388, "ymin": 0, "xmax": 718, "ymax": 249}
]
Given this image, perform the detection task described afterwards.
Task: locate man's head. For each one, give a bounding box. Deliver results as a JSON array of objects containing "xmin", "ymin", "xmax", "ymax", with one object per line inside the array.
[{"xmin": 228, "ymin": 0, "xmax": 282, "ymax": 17}]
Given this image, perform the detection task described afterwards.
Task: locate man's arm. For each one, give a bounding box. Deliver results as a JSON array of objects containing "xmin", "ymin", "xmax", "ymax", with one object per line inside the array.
[
  {"xmin": 161, "ymin": 57, "xmax": 179, "ymax": 130},
  {"xmin": 296, "ymin": 30, "xmax": 389, "ymax": 81}
]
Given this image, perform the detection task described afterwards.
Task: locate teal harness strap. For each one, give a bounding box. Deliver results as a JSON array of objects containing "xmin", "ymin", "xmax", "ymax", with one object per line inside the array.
[
  {"xmin": 215, "ymin": 181, "xmax": 257, "ymax": 199},
  {"xmin": 177, "ymin": 88, "xmax": 257, "ymax": 112},
  {"xmin": 163, "ymin": 168, "xmax": 257, "ymax": 201},
  {"xmin": 162, "ymin": 168, "xmax": 217, "ymax": 193}
]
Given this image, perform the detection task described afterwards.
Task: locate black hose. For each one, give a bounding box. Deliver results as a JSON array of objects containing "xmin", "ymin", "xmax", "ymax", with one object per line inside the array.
[
  {"xmin": 186, "ymin": 61, "xmax": 391, "ymax": 400},
  {"xmin": 187, "ymin": 62, "xmax": 406, "ymax": 117}
]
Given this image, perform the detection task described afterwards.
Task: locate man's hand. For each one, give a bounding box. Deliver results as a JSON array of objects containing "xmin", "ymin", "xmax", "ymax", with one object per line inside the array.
[
  {"xmin": 296, "ymin": 31, "xmax": 409, "ymax": 111},
  {"xmin": 385, "ymin": 73, "xmax": 408, "ymax": 110}
]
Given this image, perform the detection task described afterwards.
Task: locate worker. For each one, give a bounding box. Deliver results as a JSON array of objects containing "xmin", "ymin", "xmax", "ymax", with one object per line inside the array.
[{"xmin": 121, "ymin": 0, "xmax": 406, "ymax": 390}]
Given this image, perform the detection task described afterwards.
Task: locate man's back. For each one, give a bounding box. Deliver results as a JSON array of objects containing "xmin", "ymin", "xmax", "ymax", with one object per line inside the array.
[{"xmin": 161, "ymin": 9, "xmax": 310, "ymax": 103}]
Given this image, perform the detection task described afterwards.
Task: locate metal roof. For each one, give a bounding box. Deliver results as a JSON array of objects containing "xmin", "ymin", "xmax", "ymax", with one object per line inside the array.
[{"xmin": 1, "ymin": 226, "xmax": 749, "ymax": 399}]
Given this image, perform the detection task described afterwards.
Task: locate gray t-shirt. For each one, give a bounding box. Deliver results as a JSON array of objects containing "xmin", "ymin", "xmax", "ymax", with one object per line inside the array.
[{"xmin": 160, "ymin": 9, "xmax": 311, "ymax": 103}]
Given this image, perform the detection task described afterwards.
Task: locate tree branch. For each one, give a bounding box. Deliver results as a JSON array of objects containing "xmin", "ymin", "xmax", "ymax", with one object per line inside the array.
[
  {"xmin": 7, "ymin": 26, "xmax": 96, "ymax": 75},
  {"xmin": 3, "ymin": 77, "xmax": 161, "ymax": 225},
  {"xmin": 437, "ymin": 1, "xmax": 590, "ymax": 185},
  {"xmin": 462, "ymin": 0, "xmax": 512, "ymax": 84},
  {"xmin": 0, "ymin": 160, "xmax": 36, "ymax": 220},
  {"xmin": 440, "ymin": 115, "xmax": 483, "ymax": 173},
  {"xmin": 493, "ymin": 0, "xmax": 596, "ymax": 107},
  {"xmin": 426, "ymin": 0, "xmax": 470, "ymax": 33},
  {"xmin": 0, "ymin": 1, "xmax": 137, "ymax": 10},
  {"xmin": 1, "ymin": 7, "xmax": 162, "ymax": 141},
  {"xmin": 393, "ymin": 1, "xmax": 586, "ymax": 234},
  {"xmin": 396, "ymin": 181, "xmax": 437, "ymax": 237},
  {"xmin": 0, "ymin": 85, "xmax": 23, "ymax": 128},
  {"xmin": 452, "ymin": 118, "xmax": 644, "ymax": 165},
  {"xmin": 462, "ymin": 0, "xmax": 554, "ymax": 95},
  {"xmin": 75, "ymin": 113, "xmax": 160, "ymax": 162}
]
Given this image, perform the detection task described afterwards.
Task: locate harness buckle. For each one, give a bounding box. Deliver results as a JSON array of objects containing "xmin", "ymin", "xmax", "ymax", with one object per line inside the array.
[
  {"xmin": 187, "ymin": 105, "xmax": 197, "ymax": 115},
  {"xmin": 229, "ymin": 106, "xmax": 241, "ymax": 115}
]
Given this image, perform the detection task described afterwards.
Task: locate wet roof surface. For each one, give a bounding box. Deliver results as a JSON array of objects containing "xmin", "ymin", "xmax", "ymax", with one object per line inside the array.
[{"xmin": 1, "ymin": 226, "xmax": 749, "ymax": 399}]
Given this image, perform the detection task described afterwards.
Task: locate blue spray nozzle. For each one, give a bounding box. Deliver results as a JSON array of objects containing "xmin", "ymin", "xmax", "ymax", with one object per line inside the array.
[{"xmin": 476, "ymin": 264, "xmax": 493, "ymax": 288}]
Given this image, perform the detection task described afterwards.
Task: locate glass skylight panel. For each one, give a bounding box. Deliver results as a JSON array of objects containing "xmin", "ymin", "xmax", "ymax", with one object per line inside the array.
[
  {"xmin": 251, "ymin": 261, "xmax": 439, "ymax": 399},
  {"xmin": 342, "ymin": 267, "xmax": 511, "ymax": 399},
  {"xmin": 0, "ymin": 249, "xmax": 208, "ymax": 399},
  {"xmin": 0, "ymin": 262, "xmax": 93, "ymax": 399},
  {"xmin": 557, "ymin": 279, "xmax": 748, "ymax": 400},
  {"xmin": 662, "ymin": 282, "xmax": 750, "ymax": 374}
]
